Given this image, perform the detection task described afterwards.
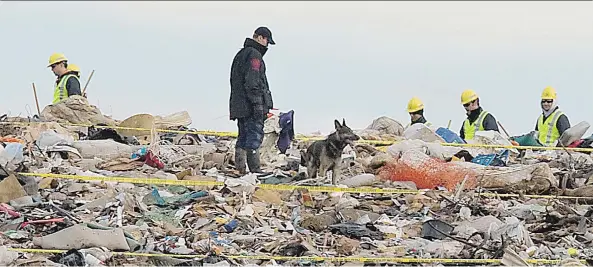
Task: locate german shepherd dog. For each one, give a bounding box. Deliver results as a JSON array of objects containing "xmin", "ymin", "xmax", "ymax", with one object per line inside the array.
[{"xmin": 300, "ymin": 119, "xmax": 360, "ymax": 184}]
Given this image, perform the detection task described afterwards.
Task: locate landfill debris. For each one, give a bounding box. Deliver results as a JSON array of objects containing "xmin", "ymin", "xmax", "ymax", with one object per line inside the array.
[
  {"xmin": 0, "ymin": 112, "xmax": 591, "ymax": 266},
  {"xmin": 40, "ymin": 95, "xmax": 118, "ymax": 126}
]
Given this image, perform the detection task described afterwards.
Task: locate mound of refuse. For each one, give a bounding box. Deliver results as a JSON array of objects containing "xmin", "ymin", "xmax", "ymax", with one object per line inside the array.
[{"xmin": 41, "ymin": 95, "xmax": 118, "ymax": 126}]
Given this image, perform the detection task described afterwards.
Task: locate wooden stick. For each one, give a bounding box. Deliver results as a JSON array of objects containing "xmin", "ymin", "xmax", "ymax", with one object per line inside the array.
[
  {"xmin": 82, "ymin": 70, "xmax": 95, "ymax": 95},
  {"xmin": 32, "ymin": 83, "xmax": 41, "ymax": 115},
  {"xmin": 497, "ymin": 121, "xmax": 511, "ymax": 138},
  {"xmin": 447, "ymin": 120, "xmax": 452, "ymax": 129}
]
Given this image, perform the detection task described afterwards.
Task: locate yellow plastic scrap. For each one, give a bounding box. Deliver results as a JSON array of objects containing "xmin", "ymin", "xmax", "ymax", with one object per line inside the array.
[{"xmin": 451, "ymin": 156, "xmax": 462, "ymax": 162}]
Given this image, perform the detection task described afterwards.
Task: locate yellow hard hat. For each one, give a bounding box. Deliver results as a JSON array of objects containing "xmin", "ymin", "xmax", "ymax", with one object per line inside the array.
[
  {"xmin": 541, "ymin": 86, "xmax": 557, "ymax": 100},
  {"xmin": 67, "ymin": 64, "xmax": 80, "ymax": 73},
  {"xmin": 48, "ymin": 53, "xmax": 68, "ymax": 67},
  {"xmin": 461, "ymin": 89, "xmax": 479, "ymax": 105},
  {"xmin": 407, "ymin": 97, "xmax": 425, "ymax": 113}
]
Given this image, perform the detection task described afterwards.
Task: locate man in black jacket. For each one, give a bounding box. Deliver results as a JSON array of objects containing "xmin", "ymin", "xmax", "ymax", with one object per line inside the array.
[{"xmin": 229, "ymin": 26, "xmax": 276, "ymax": 174}]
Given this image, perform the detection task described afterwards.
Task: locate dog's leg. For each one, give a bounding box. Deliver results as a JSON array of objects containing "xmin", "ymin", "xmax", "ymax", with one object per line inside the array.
[
  {"xmin": 319, "ymin": 159, "xmax": 331, "ymax": 183},
  {"xmin": 307, "ymin": 161, "xmax": 318, "ymax": 179},
  {"xmin": 319, "ymin": 165, "xmax": 328, "ymax": 180},
  {"xmin": 331, "ymin": 160, "xmax": 342, "ymax": 185}
]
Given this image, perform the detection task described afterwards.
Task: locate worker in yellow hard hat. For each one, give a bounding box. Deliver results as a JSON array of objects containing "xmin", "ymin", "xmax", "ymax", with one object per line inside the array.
[
  {"xmin": 459, "ymin": 89, "xmax": 499, "ymax": 140},
  {"xmin": 66, "ymin": 64, "xmax": 81, "ymax": 78},
  {"xmin": 535, "ymin": 86, "xmax": 570, "ymax": 146},
  {"xmin": 48, "ymin": 53, "xmax": 81, "ymax": 104},
  {"xmin": 406, "ymin": 97, "xmax": 431, "ymax": 127}
]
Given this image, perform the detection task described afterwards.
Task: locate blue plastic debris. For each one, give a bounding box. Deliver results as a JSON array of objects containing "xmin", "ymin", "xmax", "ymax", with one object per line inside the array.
[
  {"xmin": 436, "ymin": 127, "xmax": 466, "ymax": 144},
  {"xmin": 471, "ymin": 150, "xmax": 510, "ymax": 167}
]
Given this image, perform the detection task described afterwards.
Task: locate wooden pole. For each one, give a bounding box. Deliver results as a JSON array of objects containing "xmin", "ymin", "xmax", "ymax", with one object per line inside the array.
[
  {"xmin": 32, "ymin": 82, "xmax": 41, "ymax": 115},
  {"xmin": 497, "ymin": 121, "xmax": 511, "ymax": 138},
  {"xmin": 82, "ymin": 70, "xmax": 95, "ymax": 95}
]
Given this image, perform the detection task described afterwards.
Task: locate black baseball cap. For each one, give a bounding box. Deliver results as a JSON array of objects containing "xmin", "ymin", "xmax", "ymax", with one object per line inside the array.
[{"xmin": 254, "ymin": 26, "xmax": 276, "ymax": 45}]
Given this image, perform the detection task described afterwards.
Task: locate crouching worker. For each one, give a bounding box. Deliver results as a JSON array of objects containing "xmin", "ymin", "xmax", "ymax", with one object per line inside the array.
[
  {"xmin": 536, "ymin": 86, "xmax": 570, "ymax": 146},
  {"xmin": 66, "ymin": 64, "xmax": 88, "ymax": 98},
  {"xmin": 48, "ymin": 53, "xmax": 81, "ymax": 104},
  {"xmin": 406, "ymin": 97, "xmax": 431, "ymax": 127}
]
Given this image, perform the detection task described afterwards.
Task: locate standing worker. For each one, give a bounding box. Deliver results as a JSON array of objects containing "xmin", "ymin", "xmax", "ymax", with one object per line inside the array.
[
  {"xmin": 229, "ymin": 26, "xmax": 276, "ymax": 174},
  {"xmin": 48, "ymin": 53, "xmax": 81, "ymax": 104},
  {"xmin": 406, "ymin": 97, "xmax": 431, "ymax": 127},
  {"xmin": 459, "ymin": 89, "xmax": 499, "ymax": 140},
  {"xmin": 535, "ymin": 86, "xmax": 570, "ymax": 146}
]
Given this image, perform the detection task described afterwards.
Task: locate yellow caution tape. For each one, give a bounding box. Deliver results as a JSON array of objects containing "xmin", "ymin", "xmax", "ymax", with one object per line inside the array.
[
  {"xmin": 17, "ymin": 172, "xmax": 593, "ymax": 200},
  {"xmin": 0, "ymin": 121, "xmax": 238, "ymax": 137},
  {"xmin": 2, "ymin": 121, "xmax": 592, "ymax": 152},
  {"xmin": 6, "ymin": 248, "xmax": 585, "ymax": 264}
]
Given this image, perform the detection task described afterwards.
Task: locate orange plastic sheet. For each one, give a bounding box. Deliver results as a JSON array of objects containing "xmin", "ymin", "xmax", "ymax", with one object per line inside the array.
[
  {"xmin": 0, "ymin": 137, "xmax": 26, "ymax": 144},
  {"xmin": 378, "ymin": 158, "xmax": 477, "ymax": 190}
]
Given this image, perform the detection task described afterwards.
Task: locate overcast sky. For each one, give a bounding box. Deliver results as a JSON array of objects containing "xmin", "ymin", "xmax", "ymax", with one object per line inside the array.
[{"xmin": 1, "ymin": 1, "xmax": 592, "ymax": 136}]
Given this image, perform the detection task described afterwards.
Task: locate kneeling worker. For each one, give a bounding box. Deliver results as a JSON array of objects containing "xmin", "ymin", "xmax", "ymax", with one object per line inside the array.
[
  {"xmin": 48, "ymin": 53, "xmax": 81, "ymax": 104},
  {"xmin": 67, "ymin": 64, "xmax": 81, "ymax": 78},
  {"xmin": 535, "ymin": 86, "xmax": 570, "ymax": 146},
  {"xmin": 459, "ymin": 89, "xmax": 499, "ymax": 140},
  {"xmin": 407, "ymin": 97, "xmax": 431, "ymax": 127}
]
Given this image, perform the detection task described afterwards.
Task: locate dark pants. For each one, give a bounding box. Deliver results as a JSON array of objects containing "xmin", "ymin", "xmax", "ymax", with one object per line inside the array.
[{"xmin": 236, "ymin": 115, "xmax": 264, "ymax": 150}]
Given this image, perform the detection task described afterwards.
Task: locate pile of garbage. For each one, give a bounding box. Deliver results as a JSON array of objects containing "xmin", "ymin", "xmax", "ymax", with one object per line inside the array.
[{"xmin": 1, "ymin": 100, "xmax": 593, "ymax": 266}]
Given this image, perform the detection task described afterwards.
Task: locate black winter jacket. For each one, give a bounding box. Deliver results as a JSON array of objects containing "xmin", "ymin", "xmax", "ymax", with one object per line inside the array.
[{"xmin": 229, "ymin": 38, "xmax": 274, "ymax": 120}]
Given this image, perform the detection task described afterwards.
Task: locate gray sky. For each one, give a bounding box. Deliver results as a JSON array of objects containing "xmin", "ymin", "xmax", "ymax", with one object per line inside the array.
[{"xmin": 1, "ymin": 1, "xmax": 592, "ymax": 136}]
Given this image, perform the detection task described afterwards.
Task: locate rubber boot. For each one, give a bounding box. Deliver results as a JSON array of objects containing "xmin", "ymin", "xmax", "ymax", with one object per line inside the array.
[
  {"xmin": 234, "ymin": 147, "xmax": 247, "ymax": 174},
  {"xmin": 246, "ymin": 149, "xmax": 262, "ymax": 173}
]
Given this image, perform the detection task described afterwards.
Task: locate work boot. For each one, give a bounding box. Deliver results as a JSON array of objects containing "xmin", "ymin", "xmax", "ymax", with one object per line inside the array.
[
  {"xmin": 246, "ymin": 149, "xmax": 262, "ymax": 173},
  {"xmin": 234, "ymin": 147, "xmax": 247, "ymax": 174}
]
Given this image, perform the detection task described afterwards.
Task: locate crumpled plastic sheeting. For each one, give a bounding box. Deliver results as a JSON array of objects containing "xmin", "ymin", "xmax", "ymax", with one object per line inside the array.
[
  {"xmin": 403, "ymin": 123, "xmax": 445, "ymax": 143},
  {"xmin": 225, "ymin": 174, "xmax": 257, "ymax": 195},
  {"xmin": 490, "ymin": 217, "xmax": 534, "ymax": 247},
  {"xmin": 20, "ymin": 121, "xmax": 74, "ymax": 144},
  {"xmin": 386, "ymin": 139, "xmax": 459, "ymax": 161},
  {"xmin": 36, "ymin": 130, "xmax": 74, "ymax": 148},
  {"xmin": 559, "ymin": 152, "xmax": 593, "ymax": 169},
  {"xmin": 471, "ymin": 131, "xmax": 519, "ymax": 155},
  {"xmin": 260, "ymin": 116, "xmax": 281, "ymax": 166},
  {"xmin": 33, "ymin": 224, "xmax": 131, "ymax": 251},
  {"xmin": 559, "ymin": 121, "xmax": 590, "ymax": 147},
  {"xmin": 72, "ymin": 140, "xmax": 134, "ymax": 160},
  {"xmin": 263, "ymin": 116, "xmax": 281, "ymax": 134},
  {"xmin": 452, "ymin": 162, "xmax": 559, "ymax": 189},
  {"xmin": 0, "ymin": 143, "xmax": 25, "ymax": 173},
  {"xmin": 0, "ymin": 246, "xmax": 19, "ymax": 265},
  {"xmin": 41, "ymin": 95, "xmax": 118, "ymax": 125},
  {"xmin": 365, "ymin": 116, "xmax": 404, "ymax": 136}
]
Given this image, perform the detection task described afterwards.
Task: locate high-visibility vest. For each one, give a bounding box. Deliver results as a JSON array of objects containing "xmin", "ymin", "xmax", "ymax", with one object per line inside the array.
[
  {"xmin": 463, "ymin": 110, "xmax": 489, "ymax": 140},
  {"xmin": 52, "ymin": 74, "xmax": 79, "ymax": 104},
  {"xmin": 406, "ymin": 121, "xmax": 432, "ymax": 128},
  {"xmin": 537, "ymin": 109, "xmax": 564, "ymax": 146}
]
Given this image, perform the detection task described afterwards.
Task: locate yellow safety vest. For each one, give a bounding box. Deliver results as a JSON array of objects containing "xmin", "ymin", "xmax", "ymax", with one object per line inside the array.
[
  {"xmin": 537, "ymin": 110, "xmax": 564, "ymax": 147},
  {"xmin": 406, "ymin": 121, "xmax": 432, "ymax": 128},
  {"xmin": 463, "ymin": 110, "xmax": 489, "ymax": 140},
  {"xmin": 53, "ymin": 74, "xmax": 79, "ymax": 104}
]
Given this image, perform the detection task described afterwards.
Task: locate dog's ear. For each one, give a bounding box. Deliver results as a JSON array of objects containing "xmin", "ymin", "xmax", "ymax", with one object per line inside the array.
[
  {"xmin": 342, "ymin": 118, "xmax": 347, "ymax": 127},
  {"xmin": 334, "ymin": 119, "xmax": 342, "ymax": 129}
]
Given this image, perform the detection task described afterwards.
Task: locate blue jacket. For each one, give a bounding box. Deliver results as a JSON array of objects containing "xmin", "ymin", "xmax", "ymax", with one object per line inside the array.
[{"xmin": 277, "ymin": 110, "xmax": 294, "ymax": 154}]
